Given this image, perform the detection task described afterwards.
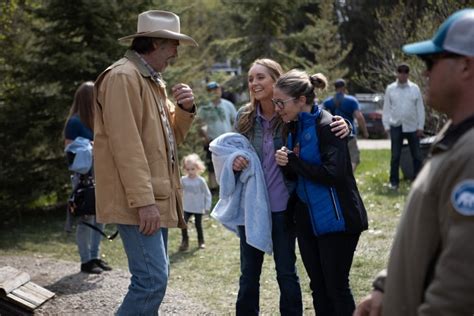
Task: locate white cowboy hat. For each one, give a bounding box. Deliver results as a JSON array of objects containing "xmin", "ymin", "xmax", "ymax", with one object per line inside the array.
[{"xmin": 119, "ymin": 10, "xmax": 198, "ymax": 47}]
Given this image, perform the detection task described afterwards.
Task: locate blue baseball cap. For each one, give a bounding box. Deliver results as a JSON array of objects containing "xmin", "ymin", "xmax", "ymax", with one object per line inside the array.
[
  {"xmin": 403, "ymin": 9, "xmax": 474, "ymax": 57},
  {"xmin": 206, "ymin": 81, "xmax": 219, "ymax": 90},
  {"xmin": 334, "ymin": 79, "xmax": 346, "ymax": 88}
]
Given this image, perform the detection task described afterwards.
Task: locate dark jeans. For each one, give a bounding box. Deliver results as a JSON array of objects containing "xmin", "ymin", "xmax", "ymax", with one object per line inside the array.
[
  {"xmin": 236, "ymin": 211, "xmax": 302, "ymax": 316},
  {"xmin": 203, "ymin": 143, "xmax": 214, "ymax": 172},
  {"xmin": 295, "ymin": 199, "xmax": 359, "ymax": 316},
  {"xmin": 389, "ymin": 126, "xmax": 422, "ymax": 185},
  {"xmin": 181, "ymin": 212, "xmax": 204, "ymax": 243}
]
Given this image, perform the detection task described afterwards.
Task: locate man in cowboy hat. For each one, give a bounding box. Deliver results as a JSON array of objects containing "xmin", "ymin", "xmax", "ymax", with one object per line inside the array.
[
  {"xmin": 93, "ymin": 10, "xmax": 198, "ymax": 315},
  {"xmin": 354, "ymin": 8, "xmax": 474, "ymax": 316}
]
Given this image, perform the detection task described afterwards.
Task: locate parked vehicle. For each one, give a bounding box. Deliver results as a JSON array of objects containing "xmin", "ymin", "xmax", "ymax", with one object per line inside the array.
[{"xmin": 355, "ymin": 93, "xmax": 387, "ymax": 139}]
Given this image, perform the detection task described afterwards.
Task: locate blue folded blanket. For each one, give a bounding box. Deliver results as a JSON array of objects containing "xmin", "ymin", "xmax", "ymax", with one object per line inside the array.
[{"xmin": 209, "ymin": 132, "xmax": 272, "ymax": 254}]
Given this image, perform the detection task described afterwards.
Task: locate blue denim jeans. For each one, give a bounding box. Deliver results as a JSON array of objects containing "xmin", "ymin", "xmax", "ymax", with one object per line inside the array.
[
  {"xmin": 116, "ymin": 225, "xmax": 168, "ymax": 316},
  {"xmin": 236, "ymin": 211, "xmax": 302, "ymax": 316},
  {"xmin": 76, "ymin": 215, "xmax": 104, "ymax": 263},
  {"xmin": 389, "ymin": 126, "xmax": 422, "ymax": 185}
]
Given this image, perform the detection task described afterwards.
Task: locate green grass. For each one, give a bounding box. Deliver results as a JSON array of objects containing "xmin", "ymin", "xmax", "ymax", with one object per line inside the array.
[{"xmin": 0, "ymin": 149, "xmax": 412, "ymax": 313}]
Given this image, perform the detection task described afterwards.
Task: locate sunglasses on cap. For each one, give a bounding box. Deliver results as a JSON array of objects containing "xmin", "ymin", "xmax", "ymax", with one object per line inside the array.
[{"xmin": 421, "ymin": 52, "xmax": 464, "ymax": 71}]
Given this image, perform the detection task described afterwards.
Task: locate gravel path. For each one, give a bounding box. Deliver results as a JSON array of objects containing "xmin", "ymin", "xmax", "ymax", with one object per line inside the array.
[{"xmin": 0, "ymin": 255, "xmax": 212, "ymax": 315}]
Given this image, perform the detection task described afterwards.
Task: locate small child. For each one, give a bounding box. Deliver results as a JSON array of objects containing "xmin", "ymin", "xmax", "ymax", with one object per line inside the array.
[{"xmin": 179, "ymin": 153, "xmax": 212, "ymax": 251}]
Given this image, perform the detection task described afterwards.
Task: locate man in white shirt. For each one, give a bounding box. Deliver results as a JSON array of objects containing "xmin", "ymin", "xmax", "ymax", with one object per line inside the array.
[{"xmin": 383, "ymin": 63, "xmax": 425, "ymax": 190}]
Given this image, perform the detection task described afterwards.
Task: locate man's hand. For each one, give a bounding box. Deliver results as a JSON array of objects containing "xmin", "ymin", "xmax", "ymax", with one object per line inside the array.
[
  {"xmin": 416, "ymin": 129, "xmax": 423, "ymax": 138},
  {"xmin": 275, "ymin": 147, "xmax": 290, "ymax": 167},
  {"xmin": 172, "ymin": 83, "xmax": 194, "ymax": 111},
  {"xmin": 353, "ymin": 291, "xmax": 383, "ymax": 316},
  {"xmin": 137, "ymin": 204, "xmax": 161, "ymax": 236},
  {"xmin": 330, "ymin": 115, "xmax": 350, "ymax": 138},
  {"xmin": 232, "ymin": 156, "xmax": 249, "ymax": 171}
]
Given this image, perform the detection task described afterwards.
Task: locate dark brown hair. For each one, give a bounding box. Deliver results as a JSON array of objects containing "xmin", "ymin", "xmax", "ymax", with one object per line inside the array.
[
  {"xmin": 65, "ymin": 81, "xmax": 94, "ymax": 133},
  {"xmin": 131, "ymin": 37, "xmax": 170, "ymax": 54}
]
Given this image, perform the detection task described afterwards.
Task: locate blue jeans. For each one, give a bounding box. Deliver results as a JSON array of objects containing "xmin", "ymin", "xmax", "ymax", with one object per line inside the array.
[
  {"xmin": 236, "ymin": 211, "xmax": 302, "ymax": 316},
  {"xmin": 389, "ymin": 126, "xmax": 422, "ymax": 185},
  {"xmin": 116, "ymin": 225, "xmax": 168, "ymax": 316},
  {"xmin": 295, "ymin": 199, "xmax": 359, "ymax": 316},
  {"xmin": 76, "ymin": 215, "xmax": 104, "ymax": 263}
]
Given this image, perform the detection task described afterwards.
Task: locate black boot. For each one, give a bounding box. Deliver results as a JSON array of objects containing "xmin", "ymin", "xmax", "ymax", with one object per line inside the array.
[
  {"xmin": 179, "ymin": 229, "xmax": 189, "ymax": 251},
  {"xmin": 81, "ymin": 260, "xmax": 102, "ymax": 274},
  {"xmin": 179, "ymin": 238, "xmax": 189, "ymax": 251},
  {"xmin": 92, "ymin": 258, "xmax": 112, "ymax": 271}
]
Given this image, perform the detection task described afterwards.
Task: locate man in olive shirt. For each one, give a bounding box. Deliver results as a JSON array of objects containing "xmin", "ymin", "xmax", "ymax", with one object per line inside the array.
[{"xmin": 197, "ymin": 81, "xmax": 237, "ymax": 190}]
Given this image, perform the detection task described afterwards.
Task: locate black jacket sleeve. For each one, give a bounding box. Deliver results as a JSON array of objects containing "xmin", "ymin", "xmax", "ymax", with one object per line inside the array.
[{"xmin": 285, "ymin": 124, "xmax": 349, "ymax": 187}]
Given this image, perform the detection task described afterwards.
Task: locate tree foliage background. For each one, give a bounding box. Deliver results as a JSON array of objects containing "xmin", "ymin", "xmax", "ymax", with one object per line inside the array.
[{"xmin": 0, "ymin": 0, "xmax": 472, "ymax": 218}]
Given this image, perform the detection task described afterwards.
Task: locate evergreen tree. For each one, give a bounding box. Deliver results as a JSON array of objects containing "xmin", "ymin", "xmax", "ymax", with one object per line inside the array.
[
  {"xmin": 0, "ymin": 0, "xmax": 152, "ymax": 214},
  {"xmin": 287, "ymin": 1, "xmax": 351, "ymax": 99}
]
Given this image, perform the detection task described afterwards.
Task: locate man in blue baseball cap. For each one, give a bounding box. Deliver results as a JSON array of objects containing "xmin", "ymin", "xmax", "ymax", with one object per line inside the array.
[{"xmin": 355, "ymin": 8, "xmax": 474, "ymax": 316}]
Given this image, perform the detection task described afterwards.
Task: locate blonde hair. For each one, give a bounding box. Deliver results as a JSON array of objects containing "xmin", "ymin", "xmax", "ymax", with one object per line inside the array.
[
  {"xmin": 182, "ymin": 153, "xmax": 206, "ymax": 175},
  {"xmin": 236, "ymin": 58, "xmax": 284, "ymax": 136},
  {"xmin": 274, "ymin": 69, "xmax": 328, "ymax": 105}
]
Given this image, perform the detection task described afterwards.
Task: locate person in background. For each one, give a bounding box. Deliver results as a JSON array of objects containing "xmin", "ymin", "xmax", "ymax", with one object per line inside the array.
[
  {"xmin": 230, "ymin": 58, "xmax": 350, "ymax": 316},
  {"xmin": 197, "ymin": 81, "xmax": 237, "ymax": 192},
  {"xmin": 64, "ymin": 81, "xmax": 111, "ymax": 274},
  {"xmin": 93, "ymin": 10, "xmax": 197, "ymax": 315},
  {"xmin": 274, "ymin": 69, "xmax": 368, "ymax": 316},
  {"xmin": 221, "ymin": 85, "xmax": 237, "ymax": 104},
  {"xmin": 179, "ymin": 153, "xmax": 212, "ymax": 251},
  {"xmin": 354, "ymin": 8, "xmax": 474, "ymax": 316},
  {"xmin": 383, "ymin": 63, "xmax": 425, "ymax": 190},
  {"xmin": 323, "ymin": 78, "xmax": 369, "ymax": 172}
]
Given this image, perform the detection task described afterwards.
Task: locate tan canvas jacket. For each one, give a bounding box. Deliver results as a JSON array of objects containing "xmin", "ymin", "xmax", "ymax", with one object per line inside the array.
[
  {"xmin": 383, "ymin": 117, "xmax": 474, "ymax": 316},
  {"xmin": 93, "ymin": 51, "xmax": 195, "ymax": 228}
]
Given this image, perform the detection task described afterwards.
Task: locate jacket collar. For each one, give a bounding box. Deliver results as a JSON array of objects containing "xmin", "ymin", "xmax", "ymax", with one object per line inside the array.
[
  {"xmin": 124, "ymin": 50, "xmax": 166, "ymax": 87},
  {"xmin": 431, "ymin": 114, "xmax": 474, "ymax": 154}
]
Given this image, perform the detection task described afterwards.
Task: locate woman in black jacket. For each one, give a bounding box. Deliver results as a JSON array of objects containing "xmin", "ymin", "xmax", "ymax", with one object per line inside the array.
[{"xmin": 274, "ymin": 69, "xmax": 368, "ymax": 316}]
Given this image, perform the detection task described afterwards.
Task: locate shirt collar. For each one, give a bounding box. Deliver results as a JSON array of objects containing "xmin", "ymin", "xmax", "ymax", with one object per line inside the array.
[
  {"xmin": 125, "ymin": 50, "xmax": 166, "ymax": 87},
  {"xmin": 431, "ymin": 114, "xmax": 474, "ymax": 154},
  {"xmin": 396, "ymin": 79, "xmax": 410, "ymax": 87},
  {"xmin": 256, "ymin": 103, "xmax": 276, "ymax": 123}
]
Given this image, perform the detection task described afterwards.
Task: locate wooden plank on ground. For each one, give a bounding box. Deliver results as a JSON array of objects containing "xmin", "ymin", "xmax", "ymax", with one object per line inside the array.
[
  {"xmin": 5, "ymin": 292, "xmax": 36, "ymax": 310},
  {"xmin": 0, "ymin": 266, "xmax": 55, "ymax": 312},
  {"xmin": 0, "ymin": 266, "xmax": 30, "ymax": 294},
  {"xmin": 11, "ymin": 287, "xmax": 44, "ymax": 307},
  {"xmin": 22, "ymin": 282, "xmax": 54, "ymax": 300}
]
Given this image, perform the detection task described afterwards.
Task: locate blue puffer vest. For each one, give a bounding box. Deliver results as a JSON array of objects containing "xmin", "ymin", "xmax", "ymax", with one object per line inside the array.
[{"xmin": 288, "ymin": 106, "xmax": 346, "ymax": 236}]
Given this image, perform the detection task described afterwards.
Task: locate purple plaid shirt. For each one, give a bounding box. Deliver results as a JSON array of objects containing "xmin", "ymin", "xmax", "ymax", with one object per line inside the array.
[{"xmin": 257, "ymin": 107, "xmax": 289, "ymax": 212}]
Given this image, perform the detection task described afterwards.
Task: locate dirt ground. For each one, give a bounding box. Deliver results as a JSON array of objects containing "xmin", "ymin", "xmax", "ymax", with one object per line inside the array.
[{"xmin": 0, "ymin": 255, "xmax": 212, "ymax": 315}]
